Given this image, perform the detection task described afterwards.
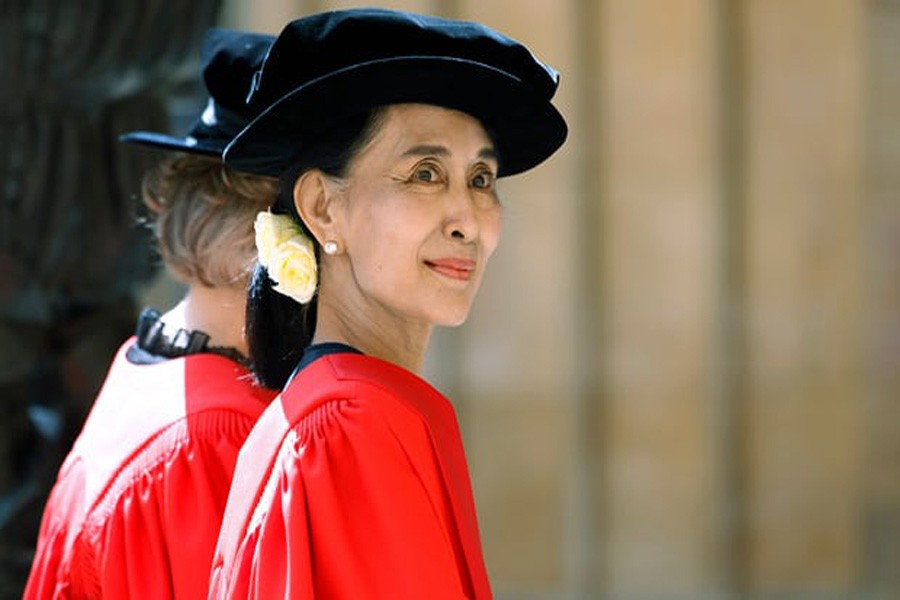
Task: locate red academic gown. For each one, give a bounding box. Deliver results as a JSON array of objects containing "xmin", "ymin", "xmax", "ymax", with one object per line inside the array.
[
  {"xmin": 208, "ymin": 352, "xmax": 493, "ymax": 599},
  {"xmin": 24, "ymin": 339, "xmax": 276, "ymax": 600}
]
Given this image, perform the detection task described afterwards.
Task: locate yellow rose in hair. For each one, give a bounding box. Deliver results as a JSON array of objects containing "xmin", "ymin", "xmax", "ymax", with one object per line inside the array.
[
  {"xmin": 268, "ymin": 235, "xmax": 318, "ymax": 304},
  {"xmin": 254, "ymin": 211, "xmax": 302, "ymax": 267}
]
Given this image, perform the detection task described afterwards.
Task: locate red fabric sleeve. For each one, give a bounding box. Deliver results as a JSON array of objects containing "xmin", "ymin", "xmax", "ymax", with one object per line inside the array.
[
  {"xmin": 230, "ymin": 394, "xmax": 473, "ymax": 599},
  {"xmin": 22, "ymin": 459, "xmax": 87, "ymax": 600},
  {"xmin": 72, "ymin": 410, "xmax": 256, "ymax": 599}
]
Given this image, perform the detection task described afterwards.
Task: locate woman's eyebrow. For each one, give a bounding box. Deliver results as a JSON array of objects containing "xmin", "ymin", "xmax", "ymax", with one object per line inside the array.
[
  {"xmin": 401, "ymin": 144, "xmax": 450, "ymax": 158},
  {"xmin": 477, "ymin": 147, "xmax": 498, "ymax": 162},
  {"xmin": 401, "ymin": 144, "xmax": 498, "ymax": 162}
]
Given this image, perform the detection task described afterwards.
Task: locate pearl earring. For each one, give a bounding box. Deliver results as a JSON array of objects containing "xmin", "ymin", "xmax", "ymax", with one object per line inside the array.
[{"xmin": 323, "ymin": 240, "xmax": 339, "ymax": 255}]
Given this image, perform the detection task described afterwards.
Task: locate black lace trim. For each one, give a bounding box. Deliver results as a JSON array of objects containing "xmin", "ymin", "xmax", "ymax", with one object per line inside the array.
[{"xmin": 127, "ymin": 307, "xmax": 248, "ymax": 366}]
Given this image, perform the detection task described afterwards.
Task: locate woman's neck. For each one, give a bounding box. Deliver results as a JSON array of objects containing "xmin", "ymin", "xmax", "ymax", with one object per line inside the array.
[
  {"xmin": 161, "ymin": 283, "xmax": 249, "ymax": 356},
  {"xmin": 312, "ymin": 295, "xmax": 432, "ymax": 374}
]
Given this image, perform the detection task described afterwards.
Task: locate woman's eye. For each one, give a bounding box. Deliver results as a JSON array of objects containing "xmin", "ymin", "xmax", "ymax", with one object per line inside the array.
[
  {"xmin": 471, "ymin": 171, "xmax": 495, "ymax": 189},
  {"xmin": 413, "ymin": 165, "xmax": 439, "ymax": 182}
]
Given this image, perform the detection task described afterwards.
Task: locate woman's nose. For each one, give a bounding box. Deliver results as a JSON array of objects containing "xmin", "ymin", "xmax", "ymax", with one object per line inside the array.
[{"xmin": 443, "ymin": 186, "xmax": 479, "ymax": 241}]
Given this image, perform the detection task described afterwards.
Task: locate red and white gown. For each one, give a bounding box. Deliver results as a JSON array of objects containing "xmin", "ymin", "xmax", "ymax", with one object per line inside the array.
[
  {"xmin": 24, "ymin": 335, "xmax": 276, "ymax": 599},
  {"xmin": 208, "ymin": 345, "xmax": 493, "ymax": 599}
]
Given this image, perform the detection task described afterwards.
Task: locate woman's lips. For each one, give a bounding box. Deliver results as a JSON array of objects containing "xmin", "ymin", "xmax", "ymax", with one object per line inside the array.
[{"xmin": 425, "ymin": 258, "xmax": 476, "ymax": 281}]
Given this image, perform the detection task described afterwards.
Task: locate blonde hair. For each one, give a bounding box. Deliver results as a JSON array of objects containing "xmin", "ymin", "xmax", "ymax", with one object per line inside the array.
[{"xmin": 142, "ymin": 155, "xmax": 278, "ymax": 287}]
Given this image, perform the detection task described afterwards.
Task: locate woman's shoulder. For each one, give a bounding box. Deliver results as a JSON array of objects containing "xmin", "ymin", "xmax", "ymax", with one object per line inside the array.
[
  {"xmin": 178, "ymin": 352, "xmax": 277, "ymax": 421},
  {"xmin": 280, "ymin": 352, "xmax": 455, "ymax": 429},
  {"xmin": 85, "ymin": 406, "xmax": 254, "ymax": 523}
]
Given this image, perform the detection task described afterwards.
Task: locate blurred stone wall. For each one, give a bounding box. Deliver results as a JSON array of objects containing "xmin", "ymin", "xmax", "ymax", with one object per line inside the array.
[{"xmin": 229, "ymin": 0, "xmax": 900, "ymax": 598}]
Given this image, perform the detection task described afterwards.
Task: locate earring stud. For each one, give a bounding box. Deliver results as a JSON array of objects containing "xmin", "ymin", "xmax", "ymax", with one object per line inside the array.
[{"xmin": 323, "ymin": 240, "xmax": 339, "ymax": 255}]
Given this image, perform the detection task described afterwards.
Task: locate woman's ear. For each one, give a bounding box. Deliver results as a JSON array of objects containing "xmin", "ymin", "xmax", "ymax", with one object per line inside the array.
[{"xmin": 293, "ymin": 170, "xmax": 342, "ymax": 246}]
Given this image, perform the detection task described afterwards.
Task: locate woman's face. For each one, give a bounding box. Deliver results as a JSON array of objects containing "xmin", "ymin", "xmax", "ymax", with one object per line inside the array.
[{"xmin": 330, "ymin": 103, "xmax": 503, "ymax": 329}]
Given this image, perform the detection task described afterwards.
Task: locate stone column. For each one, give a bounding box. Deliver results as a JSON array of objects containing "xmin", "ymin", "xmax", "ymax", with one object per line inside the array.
[{"xmin": 739, "ymin": 0, "xmax": 865, "ymax": 592}]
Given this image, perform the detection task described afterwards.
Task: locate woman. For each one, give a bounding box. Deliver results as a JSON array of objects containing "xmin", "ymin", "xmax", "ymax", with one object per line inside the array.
[
  {"xmin": 209, "ymin": 8, "xmax": 567, "ymax": 599},
  {"xmin": 24, "ymin": 28, "xmax": 278, "ymax": 599}
]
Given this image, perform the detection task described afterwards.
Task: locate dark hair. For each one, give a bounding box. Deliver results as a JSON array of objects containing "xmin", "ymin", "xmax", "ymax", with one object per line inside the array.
[{"xmin": 246, "ymin": 109, "xmax": 385, "ymax": 389}]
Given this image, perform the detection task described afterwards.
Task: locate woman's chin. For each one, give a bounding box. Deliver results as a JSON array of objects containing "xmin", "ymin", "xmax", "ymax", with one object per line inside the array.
[{"xmin": 435, "ymin": 309, "xmax": 472, "ymax": 328}]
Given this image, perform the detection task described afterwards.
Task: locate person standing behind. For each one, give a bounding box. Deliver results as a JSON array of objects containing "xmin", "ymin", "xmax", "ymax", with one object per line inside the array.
[
  {"xmin": 24, "ymin": 28, "xmax": 278, "ymax": 599},
  {"xmin": 208, "ymin": 9, "xmax": 567, "ymax": 599}
]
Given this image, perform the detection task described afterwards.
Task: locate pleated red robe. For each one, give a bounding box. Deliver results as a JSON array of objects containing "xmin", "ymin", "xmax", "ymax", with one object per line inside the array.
[
  {"xmin": 24, "ymin": 339, "xmax": 276, "ymax": 599},
  {"xmin": 208, "ymin": 351, "xmax": 493, "ymax": 599}
]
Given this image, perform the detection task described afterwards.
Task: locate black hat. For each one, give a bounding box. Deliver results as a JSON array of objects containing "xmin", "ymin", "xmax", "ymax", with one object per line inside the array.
[
  {"xmin": 224, "ymin": 8, "xmax": 568, "ymax": 177},
  {"xmin": 118, "ymin": 28, "xmax": 275, "ymax": 156}
]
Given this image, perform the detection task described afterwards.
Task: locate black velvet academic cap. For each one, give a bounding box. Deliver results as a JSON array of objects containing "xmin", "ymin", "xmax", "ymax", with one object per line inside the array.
[
  {"xmin": 224, "ymin": 7, "xmax": 568, "ymax": 177},
  {"xmin": 118, "ymin": 28, "xmax": 275, "ymax": 156}
]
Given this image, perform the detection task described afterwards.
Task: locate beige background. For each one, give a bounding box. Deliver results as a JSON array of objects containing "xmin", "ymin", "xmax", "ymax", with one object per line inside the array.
[{"xmin": 143, "ymin": 1, "xmax": 900, "ymax": 598}]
